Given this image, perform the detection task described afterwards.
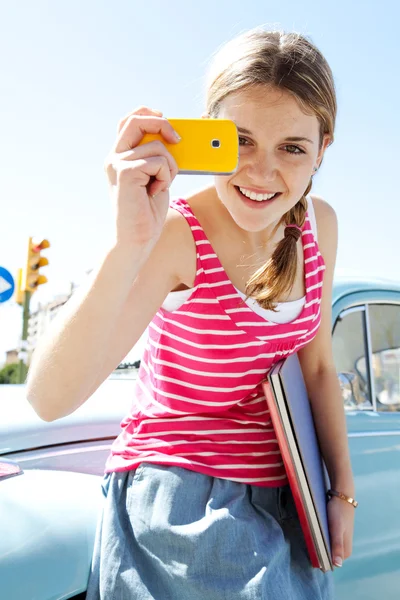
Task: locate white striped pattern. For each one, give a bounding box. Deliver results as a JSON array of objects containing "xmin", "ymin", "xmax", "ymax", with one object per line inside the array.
[{"xmin": 106, "ymin": 197, "xmax": 326, "ymax": 487}]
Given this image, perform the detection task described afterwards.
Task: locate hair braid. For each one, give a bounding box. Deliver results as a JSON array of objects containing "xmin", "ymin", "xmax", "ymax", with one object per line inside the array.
[
  {"xmin": 205, "ymin": 28, "xmax": 336, "ymax": 310},
  {"xmin": 245, "ymin": 180, "xmax": 312, "ymax": 310}
]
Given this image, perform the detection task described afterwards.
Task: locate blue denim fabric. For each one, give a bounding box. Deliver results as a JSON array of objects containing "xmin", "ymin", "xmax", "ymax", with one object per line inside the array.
[{"xmin": 86, "ymin": 463, "xmax": 335, "ymax": 599}]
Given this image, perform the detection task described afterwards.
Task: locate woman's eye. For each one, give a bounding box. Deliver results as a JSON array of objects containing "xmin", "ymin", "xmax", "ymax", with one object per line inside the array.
[
  {"xmin": 238, "ymin": 136, "xmax": 250, "ymax": 146},
  {"xmin": 284, "ymin": 144, "xmax": 305, "ymax": 154}
]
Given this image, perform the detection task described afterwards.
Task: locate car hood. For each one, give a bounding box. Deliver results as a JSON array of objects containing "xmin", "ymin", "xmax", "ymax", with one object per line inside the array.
[
  {"xmin": 0, "ymin": 379, "xmax": 134, "ymax": 454},
  {"xmin": 0, "ymin": 467, "xmax": 103, "ymax": 599}
]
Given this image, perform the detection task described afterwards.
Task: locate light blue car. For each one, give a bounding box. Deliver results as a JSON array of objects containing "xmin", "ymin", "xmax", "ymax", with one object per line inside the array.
[{"xmin": 1, "ymin": 275, "xmax": 399, "ymax": 600}]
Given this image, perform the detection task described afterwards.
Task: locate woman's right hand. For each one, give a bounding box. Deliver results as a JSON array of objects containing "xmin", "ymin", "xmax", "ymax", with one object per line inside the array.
[{"xmin": 104, "ymin": 106, "xmax": 180, "ymax": 249}]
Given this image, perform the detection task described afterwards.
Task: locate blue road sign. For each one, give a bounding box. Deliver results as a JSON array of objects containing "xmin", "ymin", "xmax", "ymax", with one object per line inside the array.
[{"xmin": 0, "ymin": 267, "xmax": 15, "ymax": 303}]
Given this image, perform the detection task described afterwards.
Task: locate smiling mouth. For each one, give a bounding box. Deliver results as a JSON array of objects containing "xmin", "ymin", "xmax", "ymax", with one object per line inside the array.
[{"xmin": 234, "ymin": 186, "xmax": 281, "ymax": 202}]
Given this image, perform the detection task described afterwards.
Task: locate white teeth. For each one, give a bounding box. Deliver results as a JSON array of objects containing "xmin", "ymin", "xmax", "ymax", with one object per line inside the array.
[{"xmin": 238, "ymin": 187, "xmax": 277, "ymax": 201}]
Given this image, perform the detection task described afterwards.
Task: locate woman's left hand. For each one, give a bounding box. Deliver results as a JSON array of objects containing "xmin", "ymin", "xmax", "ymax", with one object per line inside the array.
[{"xmin": 327, "ymin": 496, "xmax": 355, "ymax": 568}]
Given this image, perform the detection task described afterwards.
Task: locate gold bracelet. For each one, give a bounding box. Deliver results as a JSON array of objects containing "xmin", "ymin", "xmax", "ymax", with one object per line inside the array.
[{"xmin": 327, "ymin": 489, "xmax": 358, "ymax": 508}]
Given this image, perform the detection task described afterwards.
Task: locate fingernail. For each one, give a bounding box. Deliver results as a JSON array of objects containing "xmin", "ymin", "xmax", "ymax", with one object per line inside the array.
[
  {"xmin": 174, "ymin": 131, "xmax": 181, "ymax": 141},
  {"xmin": 334, "ymin": 557, "xmax": 343, "ymax": 567}
]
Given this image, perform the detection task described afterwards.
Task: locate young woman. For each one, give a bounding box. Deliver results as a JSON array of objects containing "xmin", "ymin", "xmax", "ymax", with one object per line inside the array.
[{"xmin": 27, "ymin": 27, "xmax": 356, "ymax": 600}]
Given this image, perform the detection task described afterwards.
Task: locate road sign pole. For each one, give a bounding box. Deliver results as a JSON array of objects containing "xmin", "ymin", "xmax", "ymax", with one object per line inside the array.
[{"xmin": 18, "ymin": 290, "xmax": 31, "ymax": 384}]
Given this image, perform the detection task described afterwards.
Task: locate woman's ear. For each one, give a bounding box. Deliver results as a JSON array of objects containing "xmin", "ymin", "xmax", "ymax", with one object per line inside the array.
[{"xmin": 316, "ymin": 134, "xmax": 331, "ymax": 168}]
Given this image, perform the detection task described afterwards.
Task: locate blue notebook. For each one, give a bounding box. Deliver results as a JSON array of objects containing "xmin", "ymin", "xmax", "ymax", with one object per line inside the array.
[{"xmin": 263, "ymin": 352, "xmax": 333, "ymax": 572}]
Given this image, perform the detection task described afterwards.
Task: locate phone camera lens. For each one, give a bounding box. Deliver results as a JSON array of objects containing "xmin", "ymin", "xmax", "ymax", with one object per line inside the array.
[{"xmin": 211, "ymin": 139, "xmax": 220, "ymax": 148}]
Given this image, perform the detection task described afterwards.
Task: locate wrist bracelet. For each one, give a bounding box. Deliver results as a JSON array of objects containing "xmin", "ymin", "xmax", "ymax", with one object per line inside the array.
[{"xmin": 327, "ymin": 489, "xmax": 358, "ymax": 508}]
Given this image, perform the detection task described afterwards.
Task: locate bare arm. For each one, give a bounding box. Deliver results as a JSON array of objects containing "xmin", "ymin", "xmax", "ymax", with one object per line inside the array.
[
  {"xmin": 298, "ymin": 195, "xmax": 355, "ymax": 496},
  {"xmin": 26, "ymin": 209, "xmax": 192, "ymax": 421},
  {"xmin": 26, "ymin": 106, "xmax": 190, "ymax": 421},
  {"xmin": 298, "ymin": 195, "xmax": 356, "ymax": 566}
]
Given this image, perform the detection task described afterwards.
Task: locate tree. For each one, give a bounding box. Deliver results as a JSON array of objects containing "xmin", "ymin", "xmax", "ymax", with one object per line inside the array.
[{"xmin": 0, "ymin": 363, "xmax": 20, "ymax": 384}]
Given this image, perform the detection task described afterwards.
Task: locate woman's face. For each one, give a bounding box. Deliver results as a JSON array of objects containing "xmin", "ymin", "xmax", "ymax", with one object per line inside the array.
[{"xmin": 213, "ymin": 85, "xmax": 330, "ymax": 233}]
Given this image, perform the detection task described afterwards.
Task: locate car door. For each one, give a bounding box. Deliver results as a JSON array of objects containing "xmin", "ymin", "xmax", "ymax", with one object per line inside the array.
[{"xmin": 330, "ymin": 290, "xmax": 400, "ymax": 600}]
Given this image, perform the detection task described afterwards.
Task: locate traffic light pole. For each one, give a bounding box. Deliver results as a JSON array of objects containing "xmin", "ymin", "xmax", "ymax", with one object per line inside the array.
[
  {"xmin": 18, "ymin": 290, "xmax": 31, "ymax": 384},
  {"xmin": 17, "ymin": 236, "xmax": 50, "ymax": 384}
]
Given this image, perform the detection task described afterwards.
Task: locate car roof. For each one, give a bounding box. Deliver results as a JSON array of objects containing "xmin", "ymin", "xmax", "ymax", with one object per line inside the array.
[{"xmin": 333, "ymin": 273, "xmax": 400, "ymax": 304}]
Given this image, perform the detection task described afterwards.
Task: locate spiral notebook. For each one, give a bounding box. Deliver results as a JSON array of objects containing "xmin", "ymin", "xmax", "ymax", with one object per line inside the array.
[{"xmin": 262, "ymin": 353, "xmax": 333, "ymax": 572}]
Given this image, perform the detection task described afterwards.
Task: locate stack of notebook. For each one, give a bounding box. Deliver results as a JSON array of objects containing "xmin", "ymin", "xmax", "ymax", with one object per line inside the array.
[{"xmin": 262, "ymin": 353, "xmax": 333, "ymax": 572}]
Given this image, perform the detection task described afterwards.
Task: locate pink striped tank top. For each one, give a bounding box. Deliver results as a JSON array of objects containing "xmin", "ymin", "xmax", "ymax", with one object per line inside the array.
[{"xmin": 105, "ymin": 197, "xmax": 326, "ymax": 487}]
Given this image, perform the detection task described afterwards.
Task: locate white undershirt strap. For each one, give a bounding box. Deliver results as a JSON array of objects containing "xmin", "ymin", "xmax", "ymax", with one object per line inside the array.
[
  {"xmin": 307, "ymin": 196, "xmax": 318, "ymax": 241},
  {"xmin": 161, "ymin": 195, "xmax": 319, "ymax": 320}
]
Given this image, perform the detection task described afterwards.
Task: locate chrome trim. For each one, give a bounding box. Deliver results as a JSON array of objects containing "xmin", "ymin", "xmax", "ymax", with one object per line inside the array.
[
  {"xmin": 364, "ymin": 299, "xmax": 400, "ymax": 306},
  {"xmin": 348, "ymin": 431, "xmax": 400, "ymax": 438},
  {"xmin": 336, "ymin": 298, "xmax": 400, "ymax": 314},
  {"xmin": 0, "ymin": 436, "xmax": 114, "ymax": 457},
  {"xmin": 332, "ymin": 304, "xmax": 365, "ymax": 336},
  {"xmin": 9, "ymin": 443, "xmax": 112, "ymax": 463},
  {"xmin": 364, "ymin": 304, "xmax": 377, "ymax": 412},
  {"xmin": 339, "ymin": 305, "xmax": 366, "ymax": 318},
  {"xmin": 331, "ymin": 304, "xmax": 365, "ymax": 336}
]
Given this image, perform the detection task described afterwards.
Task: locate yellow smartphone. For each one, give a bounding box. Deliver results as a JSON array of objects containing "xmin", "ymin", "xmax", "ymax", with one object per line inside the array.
[{"xmin": 137, "ymin": 118, "xmax": 239, "ymax": 175}]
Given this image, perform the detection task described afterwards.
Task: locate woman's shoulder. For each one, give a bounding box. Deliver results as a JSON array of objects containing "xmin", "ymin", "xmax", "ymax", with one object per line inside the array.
[
  {"xmin": 155, "ymin": 203, "xmax": 198, "ymax": 289},
  {"xmin": 309, "ymin": 194, "xmax": 338, "ymax": 264},
  {"xmin": 177, "ymin": 185, "xmax": 222, "ymax": 236},
  {"xmin": 309, "ymin": 194, "xmax": 337, "ymax": 232}
]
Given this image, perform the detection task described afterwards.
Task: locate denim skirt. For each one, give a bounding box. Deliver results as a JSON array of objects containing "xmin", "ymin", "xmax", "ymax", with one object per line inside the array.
[{"xmin": 86, "ymin": 463, "xmax": 335, "ymax": 600}]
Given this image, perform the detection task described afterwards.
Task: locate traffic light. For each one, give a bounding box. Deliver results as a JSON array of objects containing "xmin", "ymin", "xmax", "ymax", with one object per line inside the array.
[
  {"xmin": 22, "ymin": 237, "xmax": 50, "ymax": 293},
  {"xmin": 15, "ymin": 268, "xmax": 24, "ymax": 305}
]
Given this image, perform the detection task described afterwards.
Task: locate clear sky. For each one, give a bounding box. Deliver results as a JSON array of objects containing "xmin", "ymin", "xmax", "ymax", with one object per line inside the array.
[{"xmin": 1, "ymin": 0, "xmax": 399, "ymax": 365}]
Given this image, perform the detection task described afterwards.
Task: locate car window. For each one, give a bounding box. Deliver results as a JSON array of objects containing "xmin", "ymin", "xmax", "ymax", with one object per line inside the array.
[
  {"xmin": 332, "ymin": 307, "xmax": 373, "ymax": 411},
  {"xmin": 369, "ymin": 304, "xmax": 400, "ymax": 412}
]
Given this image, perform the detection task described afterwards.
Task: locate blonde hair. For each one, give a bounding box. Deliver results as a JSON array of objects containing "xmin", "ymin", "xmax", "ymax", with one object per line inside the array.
[{"xmin": 206, "ymin": 28, "xmax": 337, "ymax": 309}]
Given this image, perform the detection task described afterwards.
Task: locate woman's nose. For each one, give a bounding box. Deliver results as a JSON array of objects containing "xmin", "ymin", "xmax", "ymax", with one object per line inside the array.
[{"xmin": 246, "ymin": 153, "xmax": 278, "ymax": 182}]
